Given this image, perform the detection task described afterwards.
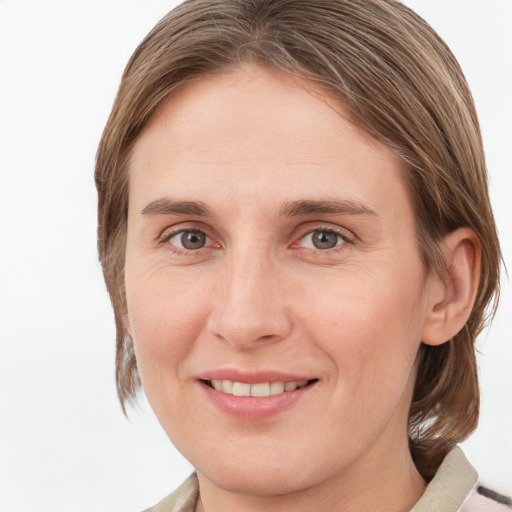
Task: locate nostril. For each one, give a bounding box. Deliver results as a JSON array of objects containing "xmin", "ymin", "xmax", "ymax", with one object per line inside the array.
[{"xmin": 207, "ymin": 303, "xmax": 293, "ymax": 348}]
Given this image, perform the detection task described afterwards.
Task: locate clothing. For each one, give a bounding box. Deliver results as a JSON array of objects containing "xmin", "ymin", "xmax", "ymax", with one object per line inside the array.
[
  {"xmin": 144, "ymin": 447, "xmax": 511, "ymax": 512},
  {"xmin": 409, "ymin": 447, "xmax": 511, "ymax": 512}
]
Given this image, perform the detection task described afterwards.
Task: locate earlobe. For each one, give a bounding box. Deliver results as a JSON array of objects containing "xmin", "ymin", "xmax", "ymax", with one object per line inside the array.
[{"xmin": 421, "ymin": 228, "xmax": 481, "ymax": 346}]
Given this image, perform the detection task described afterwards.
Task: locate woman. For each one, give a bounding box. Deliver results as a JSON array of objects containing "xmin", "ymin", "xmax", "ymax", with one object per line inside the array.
[{"xmin": 95, "ymin": 0, "xmax": 509, "ymax": 510}]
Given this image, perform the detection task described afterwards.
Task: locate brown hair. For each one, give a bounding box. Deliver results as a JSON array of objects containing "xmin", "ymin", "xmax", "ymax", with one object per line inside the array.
[{"xmin": 95, "ymin": 0, "xmax": 501, "ymax": 479}]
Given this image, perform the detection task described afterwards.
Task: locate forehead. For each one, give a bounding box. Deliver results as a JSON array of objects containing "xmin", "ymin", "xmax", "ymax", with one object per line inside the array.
[{"xmin": 128, "ymin": 65, "xmax": 409, "ymax": 217}]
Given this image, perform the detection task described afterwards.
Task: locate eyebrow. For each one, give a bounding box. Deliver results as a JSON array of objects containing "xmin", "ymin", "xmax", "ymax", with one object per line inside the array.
[
  {"xmin": 140, "ymin": 198, "xmax": 212, "ymax": 217},
  {"xmin": 140, "ymin": 197, "xmax": 378, "ymax": 219},
  {"xmin": 279, "ymin": 199, "xmax": 378, "ymax": 218}
]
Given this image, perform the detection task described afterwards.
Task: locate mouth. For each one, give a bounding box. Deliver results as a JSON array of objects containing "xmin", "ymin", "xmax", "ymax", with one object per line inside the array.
[
  {"xmin": 198, "ymin": 373, "xmax": 319, "ymax": 419},
  {"xmin": 202, "ymin": 378, "xmax": 318, "ymax": 397}
]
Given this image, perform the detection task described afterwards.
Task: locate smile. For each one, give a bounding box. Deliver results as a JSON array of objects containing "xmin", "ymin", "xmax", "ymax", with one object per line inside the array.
[
  {"xmin": 206, "ymin": 379, "xmax": 312, "ymax": 397},
  {"xmin": 199, "ymin": 374, "xmax": 318, "ymax": 419}
]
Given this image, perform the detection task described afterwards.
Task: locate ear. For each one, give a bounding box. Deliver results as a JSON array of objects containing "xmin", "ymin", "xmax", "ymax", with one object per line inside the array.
[{"xmin": 421, "ymin": 228, "xmax": 481, "ymax": 346}]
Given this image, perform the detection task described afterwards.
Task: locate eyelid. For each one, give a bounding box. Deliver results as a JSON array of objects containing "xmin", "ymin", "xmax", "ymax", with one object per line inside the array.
[
  {"xmin": 293, "ymin": 223, "xmax": 355, "ymax": 246},
  {"xmin": 158, "ymin": 223, "xmax": 220, "ymax": 254},
  {"xmin": 156, "ymin": 221, "xmax": 354, "ymax": 253},
  {"xmin": 168, "ymin": 229, "xmax": 209, "ymax": 248},
  {"xmin": 158, "ymin": 221, "xmax": 210, "ymax": 242}
]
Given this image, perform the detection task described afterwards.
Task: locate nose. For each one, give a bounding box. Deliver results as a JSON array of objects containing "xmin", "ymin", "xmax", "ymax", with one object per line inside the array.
[{"xmin": 206, "ymin": 250, "xmax": 293, "ymax": 349}]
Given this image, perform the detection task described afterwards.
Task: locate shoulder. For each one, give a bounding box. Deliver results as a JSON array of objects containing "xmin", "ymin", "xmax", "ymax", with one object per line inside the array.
[
  {"xmin": 461, "ymin": 486, "xmax": 512, "ymax": 511},
  {"xmin": 412, "ymin": 446, "xmax": 511, "ymax": 512},
  {"xmin": 143, "ymin": 473, "xmax": 199, "ymax": 512}
]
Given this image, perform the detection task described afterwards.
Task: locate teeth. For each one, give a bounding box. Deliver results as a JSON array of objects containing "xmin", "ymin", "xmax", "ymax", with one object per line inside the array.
[
  {"xmin": 251, "ymin": 382, "xmax": 270, "ymax": 397},
  {"xmin": 208, "ymin": 379, "xmax": 310, "ymax": 397},
  {"xmin": 232, "ymin": 382, "xmax": 251, "ymax": 396},
  {"xmin": 284, "ymin": 381, "xmax": 297, "ymax": 391},
  {"xmin": 222, "ymin": 380, "xmax": 233, "ymax": 394},
  {"xmin": 270, "ymin": 382, "xmax": 285, "ymax": 395}
]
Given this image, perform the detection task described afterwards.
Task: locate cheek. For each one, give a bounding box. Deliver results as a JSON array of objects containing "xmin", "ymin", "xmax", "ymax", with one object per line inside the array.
[
  {"xmin": 124, "ymin": 267, "xmax": 209, "ymax": 380},
  {"xmin": 297, "ymin": 264, "xmax": 426, "ymax": 387}
]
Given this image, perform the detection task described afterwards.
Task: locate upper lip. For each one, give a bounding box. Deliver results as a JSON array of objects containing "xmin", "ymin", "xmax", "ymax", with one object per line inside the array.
[{"xmin": 198, "ymin": 369, "xmax": 315, "ymax": 384}]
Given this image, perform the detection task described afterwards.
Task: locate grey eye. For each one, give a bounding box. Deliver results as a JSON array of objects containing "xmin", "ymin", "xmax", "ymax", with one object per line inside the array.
[
  {"xmin": 312, "ymin": 231, "xmax": 339, "ymax": 249},
  {"xmin": 169, "ymin": 230, "xmax": 207, "ymax": 250},
  {"xmin": 302, "ymin": 230, "xmax": 344, "ymax": 250}
]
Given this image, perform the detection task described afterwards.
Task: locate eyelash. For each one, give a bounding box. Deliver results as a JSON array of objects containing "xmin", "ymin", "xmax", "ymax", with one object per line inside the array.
[
  {"xmin": 294, "ymin": 226, "xmax": 354, "ymax": 251},
  {"xmin": 159, "ymin": 225, "xmax": 354, "ymax": 255},
  {"xmin": 159, "ymin": 226, "xmax": 216, "ymax": 254}
]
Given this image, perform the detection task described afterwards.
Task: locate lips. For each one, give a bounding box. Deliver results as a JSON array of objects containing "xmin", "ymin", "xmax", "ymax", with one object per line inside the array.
[{"xmin": 198, "ymin": 371, "xmax": 318, "ymax": 419}]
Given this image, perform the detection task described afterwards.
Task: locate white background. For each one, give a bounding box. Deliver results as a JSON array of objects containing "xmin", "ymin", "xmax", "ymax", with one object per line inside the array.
[{"xmin": 0, "ymin": 1, "xmax": 510, "ymax": 511}]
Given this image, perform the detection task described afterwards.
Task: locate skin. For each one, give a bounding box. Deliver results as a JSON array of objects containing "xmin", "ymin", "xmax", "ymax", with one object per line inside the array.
[{"xmin": 124, "ymin": 65, "xmax": 476, "ymax": 512}]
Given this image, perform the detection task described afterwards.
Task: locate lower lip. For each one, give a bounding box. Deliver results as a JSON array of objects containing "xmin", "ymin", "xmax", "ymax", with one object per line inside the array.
[{"xmin": 199, "ymin": 381, "xmax": 316, "ymax": 420}]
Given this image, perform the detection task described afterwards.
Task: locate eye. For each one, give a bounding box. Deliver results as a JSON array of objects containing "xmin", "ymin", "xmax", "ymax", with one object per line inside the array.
[
  {"xmin": 167, "ymin": 229, "xmax": 208, "ymax": 250},
  {"xmin": 300, "ymin": 229, "xmax": 346, "ymax": 250}
]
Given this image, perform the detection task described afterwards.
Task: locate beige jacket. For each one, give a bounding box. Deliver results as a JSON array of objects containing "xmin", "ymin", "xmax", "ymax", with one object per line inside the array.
[{"xmin": 144, "ymin": 447, "xmax": 511, "ymax": 512}]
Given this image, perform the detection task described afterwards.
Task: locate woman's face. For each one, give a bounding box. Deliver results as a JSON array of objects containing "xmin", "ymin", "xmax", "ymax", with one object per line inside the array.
[{"xmin": 125, "ymin": 66, "xmax": 433, "ymax": 495}]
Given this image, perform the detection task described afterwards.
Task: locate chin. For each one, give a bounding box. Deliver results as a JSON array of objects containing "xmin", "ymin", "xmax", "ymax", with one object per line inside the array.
[
  {"xmin": 199, "ymin": 461, "xmax": 321, "ymax": 497},
  {"xmin": 184, "ymin": 435, "xmax": 345, "ymax": 498}
]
